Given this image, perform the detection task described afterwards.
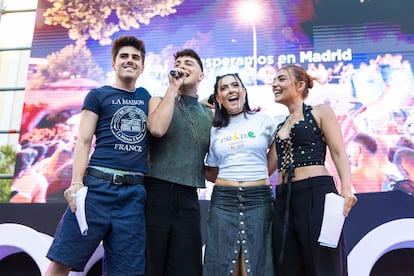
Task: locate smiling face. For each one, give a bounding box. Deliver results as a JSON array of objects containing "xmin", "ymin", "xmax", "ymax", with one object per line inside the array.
[
  {"xmin": 272, "ymin": 68, "xmax": 297, "ymax": 105},
  {"xmin": 173, "ymin": 55, "xmax": 204, "ymax": 93},
  {"xmin": 112, "ymin": 46, "xmax": 144, "ymax": 86},
  {"xmin": 272, "ymin": 66, "xmax": 310, "ymax": 106},
  {"xmin": 215, "ymin": 75, "xmax": 246, "ymax": 116}
]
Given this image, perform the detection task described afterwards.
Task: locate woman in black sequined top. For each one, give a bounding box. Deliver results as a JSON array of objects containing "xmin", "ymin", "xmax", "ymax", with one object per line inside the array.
[{"xmin": 271, "ymin": 65, "xmax": 357, "ymax": 276}]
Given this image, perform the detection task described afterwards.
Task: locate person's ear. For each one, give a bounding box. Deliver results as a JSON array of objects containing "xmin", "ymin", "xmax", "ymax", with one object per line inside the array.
[
  {"xmin": 198, "ymin": 72, "xmax": 205, "ymax": 81},
  {"xmin": 215, "ymin": 95, "xmax": 222, "ymax": 110},
  {"xmin": 297, "ymin": 80, "xmax": 306, "ymax": 90}
]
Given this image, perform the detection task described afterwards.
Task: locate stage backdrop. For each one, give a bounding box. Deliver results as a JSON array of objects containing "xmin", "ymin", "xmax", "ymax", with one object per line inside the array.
[{"xmin": 6, "ymin": 0, "xmax": 414, "ymax": 203}]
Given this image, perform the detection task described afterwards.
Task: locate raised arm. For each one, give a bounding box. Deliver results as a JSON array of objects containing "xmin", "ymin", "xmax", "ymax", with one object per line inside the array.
[{"xmin": 147, "ymin": 73, "xmax": 184, "ymax": 137}]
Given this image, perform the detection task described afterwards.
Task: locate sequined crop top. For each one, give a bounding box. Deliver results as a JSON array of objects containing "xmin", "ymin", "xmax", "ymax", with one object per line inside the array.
[{"xmin": 276, "ymin": 104, "xmax": 326, "ymax": 172}]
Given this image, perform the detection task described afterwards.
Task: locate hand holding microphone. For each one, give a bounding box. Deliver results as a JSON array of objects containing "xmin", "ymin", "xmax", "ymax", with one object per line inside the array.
[{"xmin": 170, "ymin": 69, "xmax": 184, "ymax": 78}]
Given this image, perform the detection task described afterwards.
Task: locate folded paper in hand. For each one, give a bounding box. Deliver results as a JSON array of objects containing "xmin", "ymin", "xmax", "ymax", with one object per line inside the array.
[
  {"xmin": 317, "ymin": 192, "xmax": 345, "ymax": 248},
  {"xmin": 75, "ymin": 186, "xmax": 88, "ymax": 236}
]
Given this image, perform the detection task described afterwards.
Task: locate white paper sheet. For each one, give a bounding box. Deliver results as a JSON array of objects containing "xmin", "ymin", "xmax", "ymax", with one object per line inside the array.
[
  {"xmin": 317, "ymin": 192, "xmax": 345, "ymax": 248},
  {"xmin": 75, "ymin": 186, "xmax": 88, "ymax": 236}
]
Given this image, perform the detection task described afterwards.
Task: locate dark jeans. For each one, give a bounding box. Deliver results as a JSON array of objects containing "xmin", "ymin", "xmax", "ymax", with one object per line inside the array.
[
  {"xmin": 145, "ymin": 177, "xmax": 202, "ymax": 276},
  {"xmin": 47, "ymin": 173, "xmax": 146, "ymax": 275}
]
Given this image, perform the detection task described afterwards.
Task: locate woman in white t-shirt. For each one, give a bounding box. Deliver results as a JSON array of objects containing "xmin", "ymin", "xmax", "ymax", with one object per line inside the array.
[{"xmin": 204, "ymin": 73, "xmax": 277, "ymax": 276}]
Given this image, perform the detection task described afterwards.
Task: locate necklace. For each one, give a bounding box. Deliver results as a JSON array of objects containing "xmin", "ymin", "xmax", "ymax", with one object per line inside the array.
[
  {"xmin": 284, "ymin": 109, "xmax": 302, "ymax": 129},
  {"xmin": 283, "ymin": 117, "xmax": 293, "ymax": 129},
  {"xmin": 229, "ymin": 110, "xmax": 244, "ymax": 117}
]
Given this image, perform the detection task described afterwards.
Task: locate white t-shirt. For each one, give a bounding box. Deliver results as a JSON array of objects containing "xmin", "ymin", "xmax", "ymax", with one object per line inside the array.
[{"xmin": 206, "ymin": 111, "xmax": 277, "ymax": 181}]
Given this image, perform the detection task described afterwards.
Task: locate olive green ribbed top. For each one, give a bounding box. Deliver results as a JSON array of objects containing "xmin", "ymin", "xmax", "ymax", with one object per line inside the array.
[{"xmin": 148, "ymin": 94, "xmax": 213, "ymax": 188}]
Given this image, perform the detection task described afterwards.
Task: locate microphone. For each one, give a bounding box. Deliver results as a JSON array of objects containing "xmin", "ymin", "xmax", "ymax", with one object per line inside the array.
[{"xmin": 170, "ymin": 69, "xmax": 183, "ymax": 78}]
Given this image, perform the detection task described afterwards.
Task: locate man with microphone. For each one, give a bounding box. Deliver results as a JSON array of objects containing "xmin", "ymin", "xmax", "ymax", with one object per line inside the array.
[{"xmin": 145, "ymin": 49, "xmax": 213, "ymax": 276}]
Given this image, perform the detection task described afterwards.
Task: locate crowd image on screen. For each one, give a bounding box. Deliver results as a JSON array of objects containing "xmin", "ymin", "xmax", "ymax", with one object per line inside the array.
[{"xmin": 9, "ymin": 52, "xmax": 414, "ymax": 202}]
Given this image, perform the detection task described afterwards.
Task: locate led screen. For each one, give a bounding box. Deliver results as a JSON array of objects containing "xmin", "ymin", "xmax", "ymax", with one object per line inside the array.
[{"xmin": 8, "ymin": 0, "xmax": 414, "ymax": 203}]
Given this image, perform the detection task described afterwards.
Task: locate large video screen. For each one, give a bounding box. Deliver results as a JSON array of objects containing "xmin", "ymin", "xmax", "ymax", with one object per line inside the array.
[{"xmin": 8, "ymin": 0, "xmax": 414, "ymax": 203}]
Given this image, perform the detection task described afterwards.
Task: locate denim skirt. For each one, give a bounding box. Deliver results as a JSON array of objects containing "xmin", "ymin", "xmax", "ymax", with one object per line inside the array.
[{"xmin": 203, "ymin": 185, "xmax": 275, "ymax": 276}]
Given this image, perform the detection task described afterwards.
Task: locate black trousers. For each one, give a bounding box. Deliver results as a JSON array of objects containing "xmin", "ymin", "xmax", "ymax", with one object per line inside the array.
[
  {"xmin": 145, "ymin": 177, "xmax": 202, "ymax": 276},
  {"xmin": 272, "ymin": 176, "xmax": 348, "ymax": 276}
]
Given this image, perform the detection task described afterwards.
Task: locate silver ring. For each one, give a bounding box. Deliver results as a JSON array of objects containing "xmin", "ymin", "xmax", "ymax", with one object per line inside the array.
[{"xmin": 70, "ymin": 193, "xmax": 76, "ymax": 198}]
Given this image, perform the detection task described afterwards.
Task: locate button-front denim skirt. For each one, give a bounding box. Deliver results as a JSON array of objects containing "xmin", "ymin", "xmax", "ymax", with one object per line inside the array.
[{"xmin": 203, "ymin": 185, "xmax": 275, "ymax": 276}]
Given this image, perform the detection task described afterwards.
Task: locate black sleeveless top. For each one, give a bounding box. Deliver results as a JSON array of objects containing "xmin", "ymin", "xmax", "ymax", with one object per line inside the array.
[{"xmin": 275, "ymin": 104, "xmax": 326, "ymax": 172}]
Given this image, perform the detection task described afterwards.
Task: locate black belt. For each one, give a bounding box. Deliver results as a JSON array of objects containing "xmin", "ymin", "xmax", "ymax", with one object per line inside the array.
[{"xmin": 86, "ymin": 167, "xmax": 144, "ymax": 185}]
